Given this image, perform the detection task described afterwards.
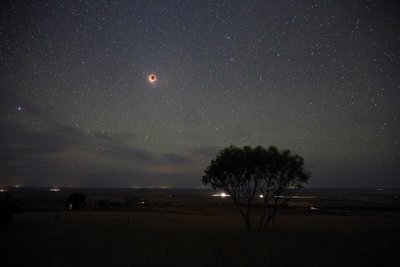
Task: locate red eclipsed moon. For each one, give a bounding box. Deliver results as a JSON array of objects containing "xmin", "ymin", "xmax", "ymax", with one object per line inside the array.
[{"xmin": 148, "ymin": 74, "xmax": 157, "ymax": 83}]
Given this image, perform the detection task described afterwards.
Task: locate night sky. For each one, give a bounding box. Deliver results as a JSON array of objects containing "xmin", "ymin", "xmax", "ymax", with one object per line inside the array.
[{"xmin": 1, "ymin": 1, "xmax": 399, "ymax": 188}]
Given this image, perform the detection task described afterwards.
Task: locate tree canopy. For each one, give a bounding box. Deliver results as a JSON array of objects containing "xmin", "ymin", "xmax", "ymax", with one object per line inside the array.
[{"xmin": 202, "ymin": 145, "xmax": 310, "ymax": 234}]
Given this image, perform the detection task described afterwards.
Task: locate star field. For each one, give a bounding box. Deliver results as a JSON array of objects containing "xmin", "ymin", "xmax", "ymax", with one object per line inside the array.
[{"xmin": 0, "ymin": 0, "xmax": 399, "ymax": 188}]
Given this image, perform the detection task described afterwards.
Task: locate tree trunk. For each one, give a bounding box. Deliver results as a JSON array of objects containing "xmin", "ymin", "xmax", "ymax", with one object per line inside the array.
[
  {"xmin": 244, "ymin": 214, "xmax": 252, "ymax": 235},
  {"xmin": 259, "ymin": 198, "xmax": 268, "ymax": 231},
  {"xmin": 264, "ymin": 210, "xmax": 278, "ymax": 231},
  {"xmin": 259, "ymin": 208, "xmax": 266, "ymax": 231},
  {"xmin": 262, "ymin": 200, "xmax": 279, "ymax": 232},
  {"xmin": 233, "ymin": 200, "xmax": 252, "ymax": 235}
]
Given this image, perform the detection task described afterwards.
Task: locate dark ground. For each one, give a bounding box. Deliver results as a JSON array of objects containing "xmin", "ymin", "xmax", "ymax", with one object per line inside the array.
[{"xmin": 1, "ymin": 188, "xmax": 399, "ymax": 267}]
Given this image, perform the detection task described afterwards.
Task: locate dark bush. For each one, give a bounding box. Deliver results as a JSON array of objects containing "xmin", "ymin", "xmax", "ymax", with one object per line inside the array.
[
  {"xmin": 0, "ymin": 194, "xmax": 19, "ymax": 223},
  {"xmin": 65, "ymin": 192, "xmax": 86, "ymax": 210}
]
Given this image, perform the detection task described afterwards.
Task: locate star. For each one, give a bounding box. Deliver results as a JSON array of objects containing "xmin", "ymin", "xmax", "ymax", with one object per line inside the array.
[{"xmin": 0, "ymin": 0, "xmax": 398, "ymax": 188}]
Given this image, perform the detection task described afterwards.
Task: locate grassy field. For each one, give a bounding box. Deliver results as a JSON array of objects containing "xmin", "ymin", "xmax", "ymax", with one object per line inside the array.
[{"xmin": 1, "ymin": 189, "xmax": 399, "ymax": 266}]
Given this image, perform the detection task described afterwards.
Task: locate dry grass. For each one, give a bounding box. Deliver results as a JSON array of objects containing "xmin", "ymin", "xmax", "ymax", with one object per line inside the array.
[{"xmin": 1, "ymin": 205, "xmax": 399, "ymax": 267}]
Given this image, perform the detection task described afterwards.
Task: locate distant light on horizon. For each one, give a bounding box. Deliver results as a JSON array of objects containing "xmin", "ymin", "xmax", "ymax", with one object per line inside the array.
[
  {"xmin": 213, "ymin": 192, "xmax": 230, "ymax": 198},
  {"xmin": 276, "ymin": 195, "xmax": 315, "ymax": 199},
  {"xmin": 50, "ymin": 188, "xmax": 60, "ymax": 192}
]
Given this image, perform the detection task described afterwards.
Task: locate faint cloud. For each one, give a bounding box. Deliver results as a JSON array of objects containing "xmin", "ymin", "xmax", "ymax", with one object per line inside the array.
[
  {"xmin": 162, "ymin": 153, "xmax": 193, "ymax": 164},
  {"xmin": 94, "ymin": 146, "xmax": 153, "ymax": 162},
  {"xmin": 190, "ymin": 146, "xmax": 220, "ymax": 158}
]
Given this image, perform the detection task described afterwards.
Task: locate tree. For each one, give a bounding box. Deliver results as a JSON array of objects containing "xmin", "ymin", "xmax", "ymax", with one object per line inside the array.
[
  {"xmin": 202, "ymin": 145, "xmax": 261, "ymax": 234},
  {"xmin": 65, "ymin": 192, "xmax": 86, "ymax": 210},
  {"xmin": 258, "ymin": 147, "xmax": 310, "ymax": 231},
  {"xmin": 202, "ymin": 145, "xmax": 310, "ymax": 234}
]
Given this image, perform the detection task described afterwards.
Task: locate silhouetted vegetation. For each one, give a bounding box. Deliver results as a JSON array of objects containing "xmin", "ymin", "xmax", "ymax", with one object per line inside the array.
[
  {"xmin": 0, "ymin": 194, "xmax": 19, "ymax": 223},
  {"xmin": 65, "ymin": 192, "xmax": 86, "ymax": 210},
  {"xmin": 203, "ymin": 145, "xmax": 310, "ymax": 234},
  {"xmin": 95, "ymin": 199, "xmax": 121, "ymax": 210}
]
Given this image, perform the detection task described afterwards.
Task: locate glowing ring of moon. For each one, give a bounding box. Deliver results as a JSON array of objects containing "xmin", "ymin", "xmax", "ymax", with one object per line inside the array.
[{"xmin": 148, "ymin": 74, "xmax": 157, "ymax": 83}]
